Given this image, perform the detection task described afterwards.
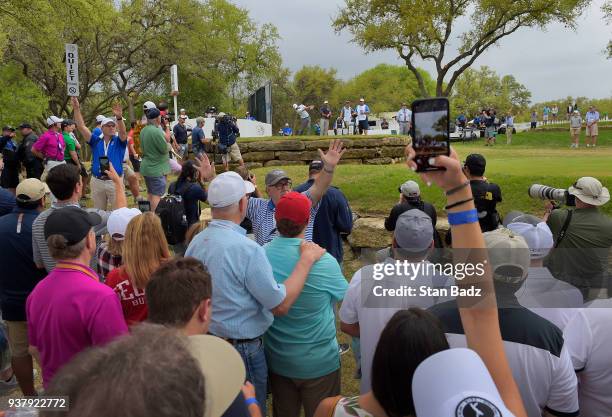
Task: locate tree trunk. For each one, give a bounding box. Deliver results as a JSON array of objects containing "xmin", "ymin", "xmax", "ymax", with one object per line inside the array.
[{"xmin": 127, "ymin": 95, "xmax": 136, "ymax": 124}]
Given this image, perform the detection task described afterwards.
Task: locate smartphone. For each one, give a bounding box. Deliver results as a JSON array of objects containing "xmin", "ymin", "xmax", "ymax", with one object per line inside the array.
[
  {"xmin": 411, "ymin": 98, "xmax": 450, "ymax": 172},
  {"xmin": 99, "ymin": 156, "xmax": 110, "ymax": 175},
  {"xmin": 137, "ymin": 200, "xmax": 151, "ymax": 212}
]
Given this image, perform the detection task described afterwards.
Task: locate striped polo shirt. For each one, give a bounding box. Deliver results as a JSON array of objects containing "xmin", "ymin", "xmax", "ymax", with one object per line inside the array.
[
  {"xmin": 32, "ymin": 203, "xmax": 110, "ymax": 272},
  {"xmin": 247, "ymin": 190, "xmax": 319, "ymax": 246}
]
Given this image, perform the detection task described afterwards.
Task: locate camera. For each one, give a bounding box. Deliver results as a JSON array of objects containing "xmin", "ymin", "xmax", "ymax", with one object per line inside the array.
[{"xmin": 528, "ymin": 184, "xmax": 576, "ymax": 206}]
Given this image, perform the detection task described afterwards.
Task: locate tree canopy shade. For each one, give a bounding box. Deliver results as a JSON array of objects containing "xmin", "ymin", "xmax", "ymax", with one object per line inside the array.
[
  {"xmin": 604, "ymin": 0, "xmax": 612, "ymax": 58},
  {"xmin": 0, "ymin": 64, "xmax": 48, "ymax": 127},
  {"xmin": 451, "ymin": 66, "xmax": 531, "ymax": 117},
  {"xmin": 333, "ymin": 0, "xmax": 591, "ymax": 98},
  {"xmin": 331, "ymin": 64, "xmax": 435, "ymax": 112}
]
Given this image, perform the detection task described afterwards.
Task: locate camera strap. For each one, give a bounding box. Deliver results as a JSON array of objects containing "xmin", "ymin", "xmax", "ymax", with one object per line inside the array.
[{"xmin": 554, "ymin": 209, "xmax": 573, "ymax": 248}]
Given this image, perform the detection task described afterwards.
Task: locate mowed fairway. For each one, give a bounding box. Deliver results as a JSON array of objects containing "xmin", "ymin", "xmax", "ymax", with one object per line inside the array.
[{"xmin": 251, "ymin": 129, "xmax": 612, "ymax": 218}]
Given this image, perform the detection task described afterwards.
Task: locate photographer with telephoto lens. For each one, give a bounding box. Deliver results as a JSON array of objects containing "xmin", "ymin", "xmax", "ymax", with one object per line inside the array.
[{"xmin": 539, "ymin": 177, "xmax": 612, "ymax": 300}]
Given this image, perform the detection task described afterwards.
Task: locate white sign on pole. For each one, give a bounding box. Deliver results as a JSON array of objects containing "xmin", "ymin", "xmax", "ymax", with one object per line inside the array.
[
  {"xmin": 65, "ymin": 44, "xmax": 79, "ymax": 97},
  {"xmin": 170, "ymin": 64, "xmax": 179, "ymax": 93}
]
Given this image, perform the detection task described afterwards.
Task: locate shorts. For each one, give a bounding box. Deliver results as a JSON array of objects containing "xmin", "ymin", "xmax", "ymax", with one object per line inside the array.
[
  {"xmin": 485, "ymin": 126, "xmax": 496, "ymax": 138},
  {"xmin": 144, "ymin": 175, "xmax": 167, "ymax": 196},
  {"xmin": 129, "ymin": 155, "xmax": 141, "ymax": 172},
  {"xmin": 221, "ymin": 143, "xmax": 242, "ymax": 164},
  {"xmin": 586, "ymin": 124, "xmax": 598, "ymax": 136},
  {"xmin": 543, "ymin": 114, "xmax": 549, "ymax": 121},
  {"xmin": 570, "ymin": 127, "xmax": 581, "ymax": 136},
  {"xmin": 358, "ymin": 120, "xmax": 369, "ymax": 131},
  {"xmin": 123, "ymin": 163, "xmax": 135, "ymax": 179},
  {"xmin": 6, "ymin": 321, "xmax": 29, "ymax": 358}
]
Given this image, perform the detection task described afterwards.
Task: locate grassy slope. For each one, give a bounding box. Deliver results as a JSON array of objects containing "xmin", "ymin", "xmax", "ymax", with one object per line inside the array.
[{"xmin": 250, "ymin": 129, "xmax": 612, "ymax": 218}]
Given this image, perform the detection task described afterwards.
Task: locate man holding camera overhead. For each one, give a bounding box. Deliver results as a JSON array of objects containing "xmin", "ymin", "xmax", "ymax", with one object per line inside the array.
[
  {"xmin": 543, "ymin": 177, "xmax": 612, "ymax": 300},
  {"xmin": 72, "ymin": 97, "xmax": 128, "ymax": 211}
]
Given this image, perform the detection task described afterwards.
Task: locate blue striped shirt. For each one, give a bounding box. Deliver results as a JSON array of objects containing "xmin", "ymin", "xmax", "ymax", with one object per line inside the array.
[
  {"xmin": 247, "ymin": 190, "xmax": 320, "ymax": 246},
  {"xmin": 185, "ymin": 219, "xmax": 286, "ymax": 339}
]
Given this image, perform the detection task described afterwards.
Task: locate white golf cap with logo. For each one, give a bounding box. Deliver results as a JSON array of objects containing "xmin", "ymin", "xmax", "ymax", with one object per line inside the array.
[
  {"xmin": 412, "ymin": 348, "xmax": 515, "ymax": 417},
  {"xmin": 46, "ymin": 116, "xmax": 63, "ymax": 126}
]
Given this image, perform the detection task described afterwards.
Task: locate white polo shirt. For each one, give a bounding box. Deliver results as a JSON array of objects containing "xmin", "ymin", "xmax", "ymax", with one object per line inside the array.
[
  {"xmin": 516, "ymin": 267, "xmax": 583, "ymax": 330},
  {"xmin": 563, "ymin": 298, "xmax": 612, "ymax": 417},
  {"xmin": 356, "ymin": 104, "xmax": 369, "ymax": 121},
  {"xmin": 430, "ymin": 300, "xmax": 579, "ymax": 417},
  {"xmin": 295, "ymin": 105, "xmax": 309, "ymax": 119},
  {"xmin": 342, "ymin": 106, "xmax": 353, "ymax": 122},
  {"xmin": 397, "ymin": 108, "xmax": 412, "ymax": 123},
  {"xmin": 339, "ymin": 258, "xmax": 453, "ymax": 394}
]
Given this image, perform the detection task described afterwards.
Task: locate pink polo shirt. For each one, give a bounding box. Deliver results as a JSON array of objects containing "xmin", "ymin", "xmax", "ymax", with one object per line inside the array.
[
  {"xmin": 26, "ymin": 261, "xmax": 128, "ymax": 387},
  {"xmin": 32, "ymin": 129, "xmax": 65, "ymax": 161}
]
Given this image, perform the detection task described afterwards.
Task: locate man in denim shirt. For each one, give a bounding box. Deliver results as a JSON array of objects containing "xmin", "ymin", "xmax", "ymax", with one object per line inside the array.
[{"xmin": 186, "ymin": 172, "xmax": 325, "ymax": 414}]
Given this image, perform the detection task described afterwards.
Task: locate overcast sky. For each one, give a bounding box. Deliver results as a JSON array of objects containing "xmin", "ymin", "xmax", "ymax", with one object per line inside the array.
[{"xmin": 231, "ymin": 0, "xmax": 612, "ymax": 102}]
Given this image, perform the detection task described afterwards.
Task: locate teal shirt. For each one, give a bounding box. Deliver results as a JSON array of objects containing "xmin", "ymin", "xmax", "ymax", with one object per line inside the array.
[{"xmin": 264, "ymin": 237, "xmax": 348, "ymax": 379}]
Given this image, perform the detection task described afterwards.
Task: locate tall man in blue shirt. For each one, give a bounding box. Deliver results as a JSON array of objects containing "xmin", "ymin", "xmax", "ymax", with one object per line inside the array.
[
  {"xmin": 72, "ymin": 97, "xmax": 128, "ymax": 210},
  {"xmin": 186, "ymin": 171, "xmax": 325, "ymax": 414},
  {"xmin": 585, "ymin": 106, "xmax": 600, "ymax": 148},
  {"xmin": 294, "ymin": 160, "xmax": 352, "ymax": 264},
  {"xmin": 0, "ymin": 178, "xmax": 48, "ymax": 395}
]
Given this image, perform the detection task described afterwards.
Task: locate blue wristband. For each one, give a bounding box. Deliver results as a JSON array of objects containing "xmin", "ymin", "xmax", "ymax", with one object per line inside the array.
[
  {"xmin": 245, "ymin": 398, "xmax": 259, "ymax": 407},
  {"xmin": 447, "ymin": 209, "xmax": 478, "ymax": 226}
]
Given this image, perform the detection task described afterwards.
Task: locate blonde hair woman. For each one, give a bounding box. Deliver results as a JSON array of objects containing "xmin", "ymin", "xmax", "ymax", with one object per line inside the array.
[{"xmin": 105, "ymin": 212, "xmax": 170, "ymax": 325}]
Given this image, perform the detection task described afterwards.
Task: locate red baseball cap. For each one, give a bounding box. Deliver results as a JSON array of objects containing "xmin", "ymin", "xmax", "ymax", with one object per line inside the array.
[{"xmin": 275, "ymin": 192, "xmax": 311, "ymax": 225}]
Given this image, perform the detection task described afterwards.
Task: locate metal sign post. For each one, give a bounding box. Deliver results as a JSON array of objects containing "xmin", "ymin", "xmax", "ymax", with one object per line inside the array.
[
  {"xmin": 170, "ymin": 64, "xmax": 179, "ymax": 122},
  {"xmin": 65, "ymin": 44, "xmax": 79, "ymax": 96}
]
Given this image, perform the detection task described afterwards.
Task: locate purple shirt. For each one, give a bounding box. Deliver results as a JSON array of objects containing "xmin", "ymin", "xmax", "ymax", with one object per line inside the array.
[
  {"xmin": 32, "ymin": 129, "xmax": 65, "ymax": 161},
  {"xmin": 26, "ymin": 261, "xmax": 128, "ymax": 386}
]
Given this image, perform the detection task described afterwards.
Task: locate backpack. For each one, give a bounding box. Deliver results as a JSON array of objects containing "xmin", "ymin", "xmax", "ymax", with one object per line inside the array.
[{"xmin": 155, "ymin": 182, "xmax": 191, "ymax": 245}]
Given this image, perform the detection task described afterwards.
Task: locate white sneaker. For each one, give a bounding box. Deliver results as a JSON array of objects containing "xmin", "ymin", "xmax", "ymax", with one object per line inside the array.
[{"xmin": 586, "ymin": 144, "xmax": 591, "ymax": 147}]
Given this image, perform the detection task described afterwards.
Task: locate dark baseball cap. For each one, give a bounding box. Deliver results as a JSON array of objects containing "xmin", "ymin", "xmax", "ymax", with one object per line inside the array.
[
  {"xmin": 464, "ymin": 154, "xmax": 486, "ymax": 174},
  {"xmin": 145, "ymin": 107, "xmax": 161, "ymax": 119},
  {"xmin": 44, "ymin": 206, "xmax": 102, "ymax": 245},
  {"xmin": 18, "ymin": 122, "xmax": 32, "ymax": 129},
  {"xmin": 2, "ymin": 125, "xmax": 15, "ymax": 132},
  {"xmin": 61, "ymin": 119, "xmax": 76, "ymax": 127},
  {"xmin": 308, "ymin": 160, "xmax": 323, "ymax": 172},
  {"xmin": 265, "ymin": 170, "xmax": 291, "ymax": 187}
]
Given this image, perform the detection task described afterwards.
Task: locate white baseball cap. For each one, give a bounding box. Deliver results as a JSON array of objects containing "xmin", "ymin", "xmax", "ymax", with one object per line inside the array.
[
  {"xmin": 207, "ymin": 172, "xmax": 253, "ymax": 208},
  {"xmin": 187, "ymin": 335, "xmax": 245, "ymax": 417},
  {"xmin": 324, "ymin": 100, "xmax": 329, "ymax": 104},
  {"xmin": 143, "ymin": 101, "xmax": 157, "ymax": 111},
  {"xmin": 507, "ymin": 220, "xmax": 554, "ymax": 260},
  {"xmin": 412, "ymin": 348, "xmax": 514, "ymax": 417},
  {"xmin": 292, "ymin": 103, "xmax": 298, "ymax": 109},
  {"xmin": 483, "ymin": 228, "xmax": 530, "ymax": 284},
  {"xmin": 95, "ymin": 115, "xmax": 106, "ymax": 123},
  {"xmin": 46, "ymin": 116, "xmax": 63, "ymax": 126},
  {"xmin": 107, "ymin": 207, "xmax": 142, "ymax": 240},
  {"xmin": 100, "ymin": 117, "xmax": 117, "ymax": 127},
  {"xmin": 568, "ymin": 177, "xmax": 610, "ymax": 206}
]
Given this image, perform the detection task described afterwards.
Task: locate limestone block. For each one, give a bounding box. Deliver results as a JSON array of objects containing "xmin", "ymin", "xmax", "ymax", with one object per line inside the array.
[{"xmin": 347, "ymin": 217, "xmax": 392, "ymax": 248}]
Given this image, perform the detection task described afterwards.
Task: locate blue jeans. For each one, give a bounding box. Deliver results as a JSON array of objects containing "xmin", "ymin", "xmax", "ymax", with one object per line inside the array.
[{"xmin": 234, "ymin": 338, "xmax": 268, "ymax": 417}]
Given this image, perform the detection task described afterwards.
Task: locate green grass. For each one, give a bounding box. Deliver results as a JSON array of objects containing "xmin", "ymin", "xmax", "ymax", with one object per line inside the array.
[{"xmin": 250, "ymin": 129, "xmax": 612, "ymax": 218}]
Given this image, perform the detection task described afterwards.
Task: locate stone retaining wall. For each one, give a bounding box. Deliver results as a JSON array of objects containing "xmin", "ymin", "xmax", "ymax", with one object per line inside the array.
[{"xmin": 237, "ymin": 136, "xmax": 411, "ymax": 168}]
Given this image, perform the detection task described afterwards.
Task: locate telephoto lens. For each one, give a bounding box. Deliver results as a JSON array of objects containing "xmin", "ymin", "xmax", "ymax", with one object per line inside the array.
[{"xmin": 527, "ymin": 184, "xmax": 575, "ymax": 206}]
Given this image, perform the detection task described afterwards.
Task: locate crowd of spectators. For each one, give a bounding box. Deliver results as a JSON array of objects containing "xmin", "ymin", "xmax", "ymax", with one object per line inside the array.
[{"xmin": 0, "ymin": 100, "xmax": 610, "ymax": 417}]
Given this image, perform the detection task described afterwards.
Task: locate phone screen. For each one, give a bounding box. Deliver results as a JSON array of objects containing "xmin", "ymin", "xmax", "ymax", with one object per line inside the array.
[
  {"xmin": 411, "ymin": 98, "xmax": 450, "ymax": 172},
  {"xmin": 137, "ymin": 200, "xmax": 151, "ymax": 212},
  {"xmin": 99, "ymin": 156, "xmax": 110, "ymax": 175}
]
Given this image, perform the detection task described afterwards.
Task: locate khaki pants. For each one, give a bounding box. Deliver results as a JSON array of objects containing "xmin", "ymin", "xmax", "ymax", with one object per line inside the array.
[
  {"xmin": 399, "ymin": 121, "xmax": 410, "ymax": 135},
  {"xmin": 6, "ymin": 321, "xmax": 29, "ymax": 358},
  {"xmin": 506, "ymin": 126, "xmax": 513, "ymax": 144},
  {"xmin": 270, "ymin": 369, "xmax": 341, "ymax": 417},
  {"xmin": 91, "ymin": 176, "xmax": 117, "ymax": 210},
  {"xmin": 320, "ymin": 119, "xmax": 330, "ymax": 136}
]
